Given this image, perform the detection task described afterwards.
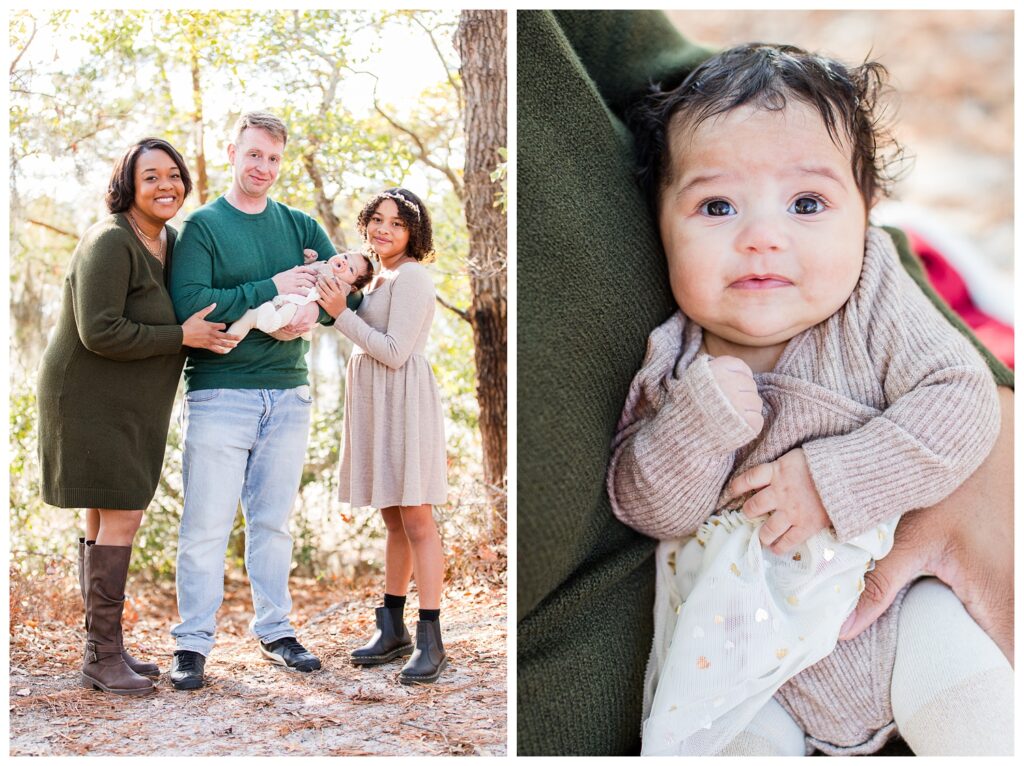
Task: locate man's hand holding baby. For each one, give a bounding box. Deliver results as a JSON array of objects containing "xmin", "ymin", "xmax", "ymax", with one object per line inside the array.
[
  {"xmin": 272, "ymin": 264, "xmax": 318, "ymax": 294},
  {"xmin": 267, "ymin": 302, "xmax": 319, "ymax": 341},
  {"xmin": 725, "ymin": 448, "xmax": 831, "ymax": 554}
]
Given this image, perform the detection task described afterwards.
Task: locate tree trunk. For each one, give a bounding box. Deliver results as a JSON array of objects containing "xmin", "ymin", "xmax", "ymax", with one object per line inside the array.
[
  {"xmin": 303, "ymin": 151, "xmax": 343, "ymax": 247},
  {"xmin": 456, "ymin": 11, "xmax": 508, "ymax": 540}
]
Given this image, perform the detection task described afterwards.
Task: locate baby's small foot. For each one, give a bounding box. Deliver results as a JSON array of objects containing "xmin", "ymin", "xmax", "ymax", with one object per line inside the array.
[{"xmin": 256, "ymin": 303, "xmax": 287, "ymax": 333}]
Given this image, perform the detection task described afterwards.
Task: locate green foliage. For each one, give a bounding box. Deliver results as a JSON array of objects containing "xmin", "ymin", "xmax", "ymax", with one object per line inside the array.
[{"xmin": 8, "ymin": 380, "xmax": 64, "ymax": 575}]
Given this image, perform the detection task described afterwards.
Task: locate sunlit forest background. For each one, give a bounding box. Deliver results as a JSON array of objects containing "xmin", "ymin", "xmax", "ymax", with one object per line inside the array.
[{"xmin": 9, "ymin": 9, "xmax": 507, "ymax": 586}]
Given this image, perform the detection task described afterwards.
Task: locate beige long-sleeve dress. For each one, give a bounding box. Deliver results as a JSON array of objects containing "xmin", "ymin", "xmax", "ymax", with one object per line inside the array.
[{"xmin": 334, "ymin": 261, "xmax": 448, "ymax": 508}]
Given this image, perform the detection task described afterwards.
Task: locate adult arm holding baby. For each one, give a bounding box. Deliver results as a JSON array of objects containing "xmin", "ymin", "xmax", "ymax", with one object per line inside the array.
[{"xmin": 841, "ymin": 384, "xmax": 1014, "ymax": 663}]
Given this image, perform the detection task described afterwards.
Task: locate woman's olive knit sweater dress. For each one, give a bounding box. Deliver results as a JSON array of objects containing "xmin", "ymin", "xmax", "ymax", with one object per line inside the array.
[{"xmin": 38, "ymin": 213, "xmax": 186, "ymax": 510}]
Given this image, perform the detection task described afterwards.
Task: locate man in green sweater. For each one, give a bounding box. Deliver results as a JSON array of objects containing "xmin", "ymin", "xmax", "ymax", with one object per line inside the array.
[{"xmin": 168, "ymin": 111, "xmax": 336, "ymax": 689}]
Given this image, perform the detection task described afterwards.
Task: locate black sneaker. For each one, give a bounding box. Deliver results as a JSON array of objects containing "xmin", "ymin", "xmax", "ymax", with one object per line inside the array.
[
  {"xmin": 259, "ymin": 636, "xmax": 322, "ymax": 672},
  {"xmin": 170, "ymin": 650, "xmax": 206, "ymax": 690}
]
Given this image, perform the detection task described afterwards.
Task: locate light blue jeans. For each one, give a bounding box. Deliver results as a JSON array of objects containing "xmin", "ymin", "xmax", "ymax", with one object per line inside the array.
[{"xmin": 171, "ymin": 386, "xmax": 312, "ymax": 656}]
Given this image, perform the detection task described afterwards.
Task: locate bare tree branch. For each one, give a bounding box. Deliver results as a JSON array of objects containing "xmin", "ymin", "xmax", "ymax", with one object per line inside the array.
[
  {"xmin": 346, "ymin": 65, "xmax": 465, "ymax": 199},
  {"xmin": 436, "ymin": 294, "xmax": 471, "ymax": 324},
  {"xmin": 409, "ymin": 13, "xmax": 464, "ymax": 115},
  {"xmin": 373, "ymin": 101, "xmax": 464, "ymax": 198},
  {"xmin": 9, "ymin": 16, "xmax": 37, "ymax": 77},
  {"xmin": 26, "ymin": 219, "xmax": 79, "ymax": 240}
]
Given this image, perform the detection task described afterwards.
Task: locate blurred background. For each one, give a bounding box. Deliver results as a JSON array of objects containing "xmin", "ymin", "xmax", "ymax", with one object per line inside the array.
[{"xmin": 666, "ymin": 10, "xmax": 1013, "ymax": 365}]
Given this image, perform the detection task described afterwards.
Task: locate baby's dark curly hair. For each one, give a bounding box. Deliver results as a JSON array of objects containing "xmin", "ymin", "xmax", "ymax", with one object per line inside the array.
[
  {"xmin": 350, "ymin": 251, "xmax": 374, "ymax": 290},
  {"xmin": 630, "ymin": 43, "xmax": 906, "ymax": 215},
  {"xmin": 356, "ymin": 188, "xmax": 435, "ymax": 263}
]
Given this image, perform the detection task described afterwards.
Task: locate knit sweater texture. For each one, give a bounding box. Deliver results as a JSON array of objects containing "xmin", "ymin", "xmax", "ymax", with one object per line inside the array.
[
  {"xmin": 516, "ymin": 9, "xmax": 1013, "ymax": 756},
  {"xmin": 169, "ymin": 196, "xmax": 336, "ymax": 392},
  {"xmin": 37, "ymin": 214, "xmax": 185, "ymax": 509},
  {"xmin": 608, "ymin": 227, "xmax": 1000, "ymax": 753}
]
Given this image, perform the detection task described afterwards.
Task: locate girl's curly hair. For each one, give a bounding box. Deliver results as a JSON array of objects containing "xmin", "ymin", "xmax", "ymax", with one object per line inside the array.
[
  {"xmin": 629, "ymin": 43, "xmax": 907, "ymax": 216},
  {"xmin": 356, "ymin": 187, "xmax": 435, "ymax": 263}
]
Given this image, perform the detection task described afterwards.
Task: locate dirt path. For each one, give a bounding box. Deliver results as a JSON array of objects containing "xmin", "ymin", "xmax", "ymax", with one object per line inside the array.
[{"xmin": 9, "ymin": 572, "xmax": 507, "ymax": 756}]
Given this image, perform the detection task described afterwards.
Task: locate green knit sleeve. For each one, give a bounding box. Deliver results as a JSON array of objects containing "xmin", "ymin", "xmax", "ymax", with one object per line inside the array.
[
  {"xmin": 553, "ymin": 10, "xmax": 713, "ymax": 115},
  {"xmin": 69, "ymin": 226, "xmax": 183, "ymax": 361},
  {"xmin": 169, "ymin": 209, "xmax": 278, "ymax": 324}
]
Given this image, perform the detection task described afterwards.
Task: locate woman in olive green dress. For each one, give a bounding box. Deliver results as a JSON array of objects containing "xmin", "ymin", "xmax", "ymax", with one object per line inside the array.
[{"xmin": 37, "ymin": 138, "xmax": 239, "ymax": 695}]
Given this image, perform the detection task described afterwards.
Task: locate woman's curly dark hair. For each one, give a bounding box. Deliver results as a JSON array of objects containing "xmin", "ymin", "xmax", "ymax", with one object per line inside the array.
[
  {"xmin": 629, "ymin": 43, "xmax": 907, "ymax": 216},
  {"xmin": 105, "ymin": 138, "xmax": 193, "ymax": 214},
  {"xmin": 356, "ymin": 187, "xmax": 435, "ymax": 263}
]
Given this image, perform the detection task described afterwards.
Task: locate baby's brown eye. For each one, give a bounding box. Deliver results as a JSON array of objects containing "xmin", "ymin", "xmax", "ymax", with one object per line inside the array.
[
  {"xmin": 703, "ymin": 199, "xmax": 734, "ymax": 216},
  {"xmin": 790, "ymin": 196, "xmax": 825, "ymax": 215}
]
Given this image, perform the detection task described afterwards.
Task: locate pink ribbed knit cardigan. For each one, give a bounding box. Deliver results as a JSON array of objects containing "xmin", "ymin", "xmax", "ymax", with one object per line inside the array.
[{"xmin": 607, "ymin": 227, "xmax": 1000, "ymax": 754}]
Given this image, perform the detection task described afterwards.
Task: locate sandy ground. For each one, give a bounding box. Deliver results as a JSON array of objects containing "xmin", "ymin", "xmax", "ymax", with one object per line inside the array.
[{"xmin": 9, "ymin": 571, "xmax": 507, "ymax": 756}]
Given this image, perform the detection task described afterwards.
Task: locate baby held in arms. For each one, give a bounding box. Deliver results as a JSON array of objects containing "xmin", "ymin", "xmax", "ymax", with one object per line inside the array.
[
  {"xmin": 228, "ymin": 248, "xmax": 374, "ymax": 341},
  {"xmin": 607, "ymin": 43, "xmax": 1011, "ymax": 756}
]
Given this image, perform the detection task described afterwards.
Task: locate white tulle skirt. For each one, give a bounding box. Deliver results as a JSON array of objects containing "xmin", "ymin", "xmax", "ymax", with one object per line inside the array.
[{"xmin": 641, "ymin": 510, "xmax": 898, "ymax": 756}]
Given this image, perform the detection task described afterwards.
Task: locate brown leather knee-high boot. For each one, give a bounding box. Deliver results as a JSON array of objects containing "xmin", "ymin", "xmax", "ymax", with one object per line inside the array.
[
  {"xmin": 80, "ymin": 544, "xmax": 154, "ymax": 695},
  {"xmin": 79, "ymin": 539, "xmax": 159, "ymax": 678}
]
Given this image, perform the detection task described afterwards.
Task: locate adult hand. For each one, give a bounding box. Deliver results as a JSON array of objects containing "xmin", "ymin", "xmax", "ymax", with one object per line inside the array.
[
  {"xmin": 268, "ymin": 301, "xmax": 318, "ymax": 341},
  {"xmin": 724, "ymin": 448, "xmax": 831, "ymax": 554},
  {"xmin": 840, "ymin": 386, "xmax": 1013, "ymax": 666},
  {"xmin": 315, "ymin": 275, "xmax": 351, "ymax": 319},
  {"xmin": 181, "ymin": 303, "xmax": 240, "ymax": 354},
  {"xmin": 272, "ymin": 265, "xmax": 318, "ymax": 295},
  {"xmin": 707, "ymin": 355, "xmax": 764, "ymax": 433}
]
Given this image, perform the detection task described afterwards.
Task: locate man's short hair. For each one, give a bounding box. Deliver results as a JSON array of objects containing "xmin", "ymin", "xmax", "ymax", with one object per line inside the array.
[{"xmin": 233, "ymin": 111, "xmax": 288, "ymax": 147}]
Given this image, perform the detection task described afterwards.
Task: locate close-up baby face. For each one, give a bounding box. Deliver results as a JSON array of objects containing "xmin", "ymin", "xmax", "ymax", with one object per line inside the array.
[
  {"xmin": 327, "ymin": 252, "xmax": 363, "ymax": 284},
  {"xmin": 658, "ymin": 100, "xmax": 867, "ymax": 355}
]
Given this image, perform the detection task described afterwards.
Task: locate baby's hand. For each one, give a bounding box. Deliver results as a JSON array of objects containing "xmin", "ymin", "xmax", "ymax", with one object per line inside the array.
[
  {"xmin": 302, "ymin": 249, "xmax": 319, "ymax": 265},
  {"xmin": 724, "ymin": 448, "xmax": 831, "ymax": 554},
  {"xmin": 707, "ymin": 355, "xmax": 764, "ymax": 434}
]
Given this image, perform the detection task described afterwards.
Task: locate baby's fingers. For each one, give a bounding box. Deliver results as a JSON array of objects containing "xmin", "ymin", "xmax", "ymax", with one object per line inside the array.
[
  {"xmin": 725, "ymin": 461, "xmax": 775, "ymax": 502},
  {"xmin": 741, "ymin": 485, "xmax": 776, "ymax": 520},
  {"xmin": 769, "ymin": 525, "xmax": 809, "ymax": 555},
  {"xmin": 757, "ymin": 510, "xmax": 791, "ymax": 548}
]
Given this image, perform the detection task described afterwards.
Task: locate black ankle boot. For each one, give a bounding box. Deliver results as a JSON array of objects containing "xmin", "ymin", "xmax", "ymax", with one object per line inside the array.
[
  {"xmin": 399, "ymin": 619, "xmax": 447, "ymax": 684},
  {"xmin": 351, "ymin": 606, "xmax": 414, "ymax": 666}
]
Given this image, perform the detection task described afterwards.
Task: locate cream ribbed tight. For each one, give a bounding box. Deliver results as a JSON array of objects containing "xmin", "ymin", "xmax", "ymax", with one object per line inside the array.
[
  {"xmin": 890, "ymin": 577, "xmax": 1013, "ymax": 755},
  {"xmin": 716, "ymin": 697, "xmax": 805, "ymax": 756},
  {"xmin": 717, "ymin": 577, "xmax": 1013, "ymax": 756}
]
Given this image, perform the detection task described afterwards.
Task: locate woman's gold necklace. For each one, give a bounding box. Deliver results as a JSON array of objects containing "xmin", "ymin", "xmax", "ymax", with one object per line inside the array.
[{"xmin": 126, "ymin": 211, "xmax": 166, "ymax": 263}]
